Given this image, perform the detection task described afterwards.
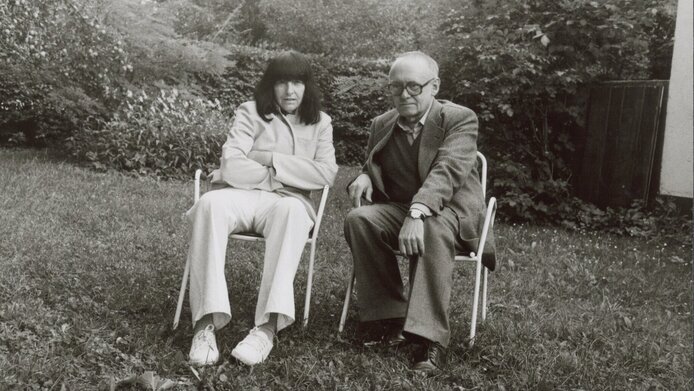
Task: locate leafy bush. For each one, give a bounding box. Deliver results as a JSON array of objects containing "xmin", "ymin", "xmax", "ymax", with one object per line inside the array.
[
  {"xmin": 67, "ymin": 88, "xmax": 226, "ymax": 178},
  {"xmin": 1, "ymin": 0, "xmax": 235, "ymax": 147},
  {"xmin": 436, "ymin": 0, "xmax": 675, "ymax": 226},
  {"xmin": 104, "ymin": 0, "xmax": 233, "ymax": 84},
  {"xmin": 0, "ymin": 0, "xmax": 131, "ymax": 142},
  {"xmin": 255, "ymin": 0, "xmax": 433, "ymax": 58}
]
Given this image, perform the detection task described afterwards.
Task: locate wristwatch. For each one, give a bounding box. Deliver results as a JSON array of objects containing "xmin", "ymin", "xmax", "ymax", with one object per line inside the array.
[{"xmin": 407, "ymin": 209, "xmax": 425, "ymax": 220}]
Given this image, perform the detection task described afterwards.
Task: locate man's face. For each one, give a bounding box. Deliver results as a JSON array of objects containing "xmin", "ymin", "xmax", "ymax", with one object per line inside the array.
[{"xmin": 388, "ymin": 58, "xmax": 439, "ymax": 122}]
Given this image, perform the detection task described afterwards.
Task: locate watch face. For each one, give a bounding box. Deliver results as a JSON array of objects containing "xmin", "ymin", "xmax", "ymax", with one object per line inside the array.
[{"xmin": 409, "ymin": 209, "xmax": 423, "ymax": 219}]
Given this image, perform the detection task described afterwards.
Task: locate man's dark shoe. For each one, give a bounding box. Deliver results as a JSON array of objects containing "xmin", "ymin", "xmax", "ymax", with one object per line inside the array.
[
  {"xmin": 384, "ymin": 328, "xmax": 407, "ymax": 347},
  {"xmin": 358, "ymin": 318, "xmax": 405, "ymax": 347},
  {"xmin": 412, "ymin": 340, "xmax": 445, "ymax": 373}
]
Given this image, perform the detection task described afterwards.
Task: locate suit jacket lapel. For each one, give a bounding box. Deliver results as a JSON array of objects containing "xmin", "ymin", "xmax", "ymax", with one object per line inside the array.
[
  {"xmin": 367, "ymin": 113, "xmax": 398, "ymax": 195},
  {"xmin": 418, "ymin": 100, "xmax": 444, "ymax": 180},
  {"xmin": 372, "ymin": 114, "xmax": 398, "ymax": 155}
]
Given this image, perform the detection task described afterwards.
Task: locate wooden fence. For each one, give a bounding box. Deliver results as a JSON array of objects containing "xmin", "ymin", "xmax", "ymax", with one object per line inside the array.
[{"xmin": 577, "ymin": 80, "xmax": 669, "ymax": 208}]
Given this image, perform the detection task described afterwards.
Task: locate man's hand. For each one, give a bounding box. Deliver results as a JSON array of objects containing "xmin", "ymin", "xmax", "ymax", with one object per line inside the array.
[
  {"xmin": 398, "ymin": 217, "xmax": 425, "ymax": 257},
  {"xmin": 247, "ymin": 150, "xmax": 273, "ymax": 167},
  {"xmin": 347, "ymin": 173, "xmax": 373, "ymax": 208}
]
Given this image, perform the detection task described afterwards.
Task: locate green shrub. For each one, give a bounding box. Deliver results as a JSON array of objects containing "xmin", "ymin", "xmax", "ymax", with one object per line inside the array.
[
  {"xmin": 67, "ymin": 88, "xmax": 226, "ymax": 178},
  {"xmin": 105, "ymin": 0, "xmax": 233, "ymax": 84},
  {"xmin": 1, "ymin": 0, "xmax": 235, "ymax": 147},
  {"xmin": 255, "ymin": 0, "xmax": 434, "ymax": 58},
  {"xmin": 436, "ymin": 0, "xmax": 675, "ymax": 227},
  {"xmin": 0, "ymin": 0, "xmax": 130, "ymax": 142}
]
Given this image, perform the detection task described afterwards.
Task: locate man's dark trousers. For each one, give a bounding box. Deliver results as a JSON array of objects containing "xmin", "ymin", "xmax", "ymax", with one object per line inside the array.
[{"xmin": 344, "ymin": 203, "xmax": 464, "ymax": 347}]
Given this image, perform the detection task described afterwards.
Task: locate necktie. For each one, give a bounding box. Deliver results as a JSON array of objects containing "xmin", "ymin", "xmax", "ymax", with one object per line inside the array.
[{"xmin": 400, "ymin": 125, "xmax": 416, "ymax": 146}]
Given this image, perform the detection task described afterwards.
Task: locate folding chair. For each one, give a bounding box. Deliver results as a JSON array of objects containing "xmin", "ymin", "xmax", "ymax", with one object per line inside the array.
[
  {"xmin": 338, "ymin": 151, "xmax": 497, "ymax": 346},
  {"xmin": 172, "ymin": 169, "xmax": 331, "ymax": 330}
]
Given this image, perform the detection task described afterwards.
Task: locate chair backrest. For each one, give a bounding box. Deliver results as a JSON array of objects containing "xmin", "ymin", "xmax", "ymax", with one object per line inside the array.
[{"xmin": 477, "ymin": 151, "xmax": 487, "ymax": 199}]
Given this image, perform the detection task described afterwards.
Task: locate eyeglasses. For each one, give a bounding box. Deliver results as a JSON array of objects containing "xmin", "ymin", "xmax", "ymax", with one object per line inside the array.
[{"xmin": 387, "ymin": 78, "xmax": 436, "ymax": 96}]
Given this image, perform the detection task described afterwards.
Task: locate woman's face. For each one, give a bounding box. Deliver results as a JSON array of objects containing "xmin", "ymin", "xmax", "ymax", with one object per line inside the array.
[{"xmin": 274, "ymin": 80, "xmax": 305, "ymax": 114}]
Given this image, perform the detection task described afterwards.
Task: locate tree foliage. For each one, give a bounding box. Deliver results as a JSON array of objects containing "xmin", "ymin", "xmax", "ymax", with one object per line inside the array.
[
  {"xmin": 254, "ymin": 0, "xmax": 443, "ymax": 58},
  {"xmin": 0, "ymin": 0, "xmax": 131, "ymax": 139},
  {"xmin": 436, "ymin": 0, "xmax": 676, "ymax": 223},
  {"xmin": 102, "ymin": 0, "xmax": 233, "ymax": 83},
  {"xmin": 0, "ymin": 0, "xmax": 679, "ymax": 232}
]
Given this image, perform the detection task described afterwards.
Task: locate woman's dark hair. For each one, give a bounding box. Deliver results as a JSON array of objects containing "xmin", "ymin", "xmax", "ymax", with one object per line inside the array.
[{"xmin": 254, "ymin": 51, "xmax": 322, "ymax": 125}]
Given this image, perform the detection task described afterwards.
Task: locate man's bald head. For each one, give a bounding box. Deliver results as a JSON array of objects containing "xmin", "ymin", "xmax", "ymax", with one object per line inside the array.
[
  {"xmin": 389, "ymin": 51, "xmax": 439, "ymax": 79},
  {"xmin": 388, "ymin": 51, "xmax": 440, "ymax": 125}
]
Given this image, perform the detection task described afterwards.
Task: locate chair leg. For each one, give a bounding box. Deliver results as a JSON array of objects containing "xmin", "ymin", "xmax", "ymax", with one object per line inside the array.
[
  {"xmin": 173, "ymin": 256, "xmax": 191, "ymax": 330},
  {"xmin": 338, "ymin": 270, "xmax": 355, "ymax": 334},
  {"xmin": 302, "ymin": 241, "xmax": 317, "ymax": 327},
  {"xmin": 468, "ymin": 257, "xmax": 483, "ymax": 346},
  {"xmin": 482, "ymin": 267, "xmax": 489, "ymax": 321}
]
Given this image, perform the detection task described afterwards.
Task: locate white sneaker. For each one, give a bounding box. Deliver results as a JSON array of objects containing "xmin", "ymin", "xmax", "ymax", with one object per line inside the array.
[
  {"xmin": 231, "ymin": 327, "xmax": 274, "ymax": 366},
  {"xmin": 188, "ymin": 324, "xmax": 219, "ymax": 366}
]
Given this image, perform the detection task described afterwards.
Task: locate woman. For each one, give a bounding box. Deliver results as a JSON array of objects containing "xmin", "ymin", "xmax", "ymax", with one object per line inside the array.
[{"xmin": 185, "ymin": 51, "xmax": 338, "ymax": 366}]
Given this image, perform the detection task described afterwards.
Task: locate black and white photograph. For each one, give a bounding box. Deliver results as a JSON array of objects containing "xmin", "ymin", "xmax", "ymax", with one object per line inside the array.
[{"xmin": 0, "ymin": 0, "xmax": 691, "ymax": 389}]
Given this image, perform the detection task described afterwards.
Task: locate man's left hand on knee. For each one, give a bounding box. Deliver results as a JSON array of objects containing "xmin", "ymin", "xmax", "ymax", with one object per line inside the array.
[{"xmin": 398, "ymin": 217, "xmax": 425, "ymax": 256}]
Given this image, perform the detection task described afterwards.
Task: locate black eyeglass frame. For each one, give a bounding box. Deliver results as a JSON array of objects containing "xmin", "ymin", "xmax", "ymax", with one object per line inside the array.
[{"xmin": 387, "ymin": 78, "xmax": 437, "ymax": 97}]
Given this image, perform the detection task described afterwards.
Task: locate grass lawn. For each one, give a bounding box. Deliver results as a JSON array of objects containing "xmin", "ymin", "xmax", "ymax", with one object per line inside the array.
[{"xmin": 0, "ymin": 148, "xmax": 691, "ymax": 390}]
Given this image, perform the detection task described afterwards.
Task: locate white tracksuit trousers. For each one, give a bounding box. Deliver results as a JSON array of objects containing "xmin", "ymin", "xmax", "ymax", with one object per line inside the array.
[{"xmin": 185, "ymin": 188, "xmax": 314, "ymax": 332}]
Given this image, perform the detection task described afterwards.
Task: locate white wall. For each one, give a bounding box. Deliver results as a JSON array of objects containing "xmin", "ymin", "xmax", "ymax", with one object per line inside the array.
[{"xmin": 660, "ymin": 0, "xmax": 693, "ymax": 198}]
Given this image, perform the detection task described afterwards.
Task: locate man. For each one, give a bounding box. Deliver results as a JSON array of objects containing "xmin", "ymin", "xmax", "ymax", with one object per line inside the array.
[{"xmin": 344, "ymin": 51, "xmax": 495, "ymax": 373}]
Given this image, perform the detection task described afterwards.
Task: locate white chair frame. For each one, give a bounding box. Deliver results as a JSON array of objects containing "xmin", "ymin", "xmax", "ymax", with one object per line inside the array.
[
  {"xmin": 337, "ymin": 151, "xmax": 497, "ymax": 346},
  {"xmin": 172, "ymin": 169, "xmax": 330, "ymax": 330}
]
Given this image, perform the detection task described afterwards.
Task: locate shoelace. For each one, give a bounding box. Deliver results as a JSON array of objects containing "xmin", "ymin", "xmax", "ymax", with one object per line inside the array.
[
  {"xmin": 244, "ymin": 327, "xmax": 272, "ymax": 351},
  {"xmin": 428, "ymin": 344, "xmax": 438, "ymax": 361},
  {"xmin": 425, "ymin": 342, "xmax": 444, "ymax": 366},
  {"xmin": 194, "ymin": 326, "xmax": 217, "ymax": 351}
]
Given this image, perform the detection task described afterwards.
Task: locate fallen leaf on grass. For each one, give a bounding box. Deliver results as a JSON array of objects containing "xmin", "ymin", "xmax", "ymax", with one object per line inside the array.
[
  {"xmin": 623, "ymin": 316, "xmax": 632, "ymax": 328},
  {"xmin": 189, "ymin": 365, "xmax": 201, "ymax": 381},
  {"xmin": 669, "ymin": 256, "xmax": 686, "ymax": 264}
]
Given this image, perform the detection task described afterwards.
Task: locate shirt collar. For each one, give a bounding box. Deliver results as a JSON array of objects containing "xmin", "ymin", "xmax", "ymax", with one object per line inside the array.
[
  {"xmin": 397, "ymin": 101, "xmax": 433, "ymax": 137},
  {"xmin": 273, "ymin": 106, "xmax": 299, "ymax": 126}
]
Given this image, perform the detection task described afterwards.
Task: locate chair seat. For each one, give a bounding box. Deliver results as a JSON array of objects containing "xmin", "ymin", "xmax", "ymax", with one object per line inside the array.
[
  {"xmin": 229, "ymin": 232, "xmax": 265, "ymax": 241},
  {"xmin": 229, "ymin": 232, "xmax": 315, "ymax": 244},
  {"xmin": 393, "ymin": 250, "xmax": 477, "ymax": 262}
]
